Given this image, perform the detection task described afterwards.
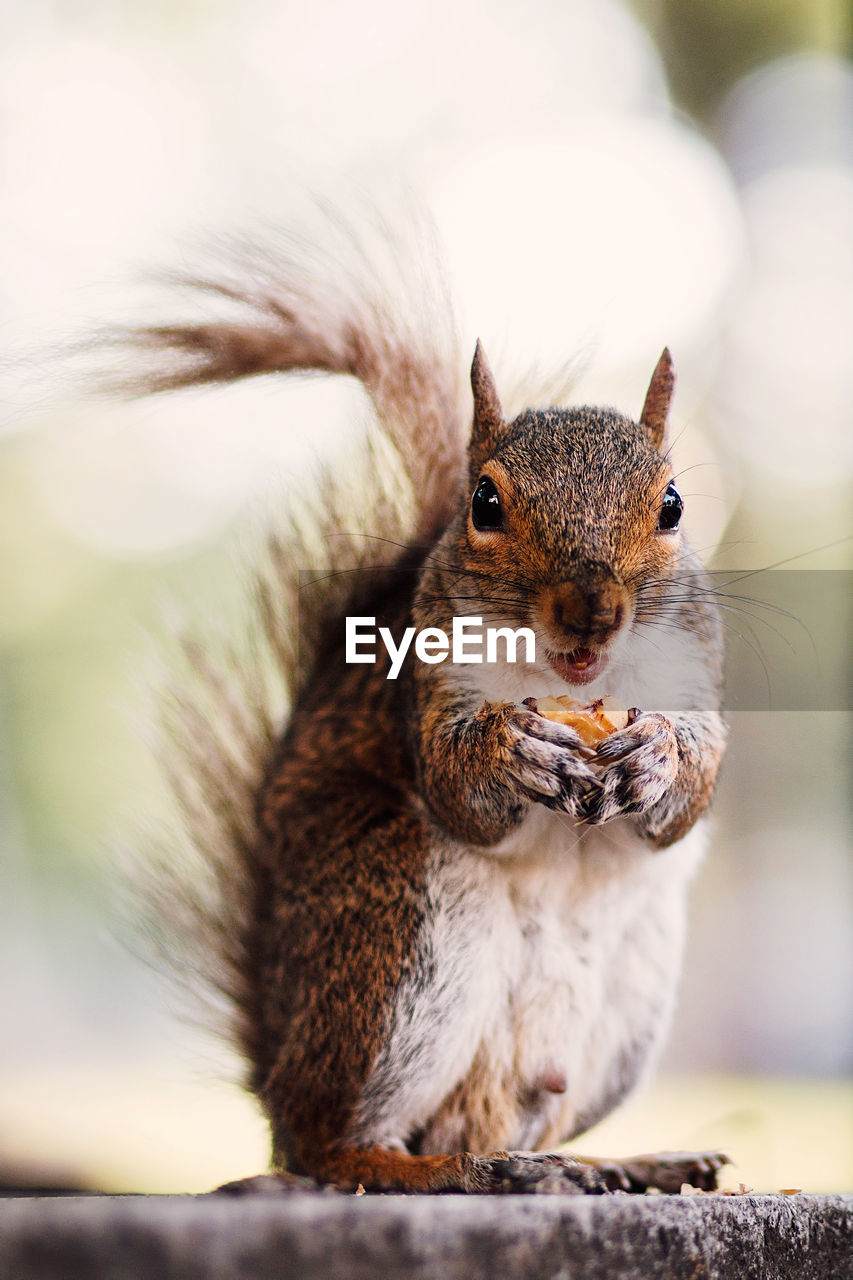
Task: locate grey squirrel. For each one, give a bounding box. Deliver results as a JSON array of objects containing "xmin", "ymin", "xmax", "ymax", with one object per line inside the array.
[{"xmin": 137, "ymin": 208, "xmax": 728, "ymax": 1194}]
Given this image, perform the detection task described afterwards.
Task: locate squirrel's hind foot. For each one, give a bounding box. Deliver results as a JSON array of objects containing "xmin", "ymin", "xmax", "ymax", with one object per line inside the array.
[
  {"xmin": 272, "ymin": 1147, "xmax": 610, "ymax": 1195},
  {"xmin": 577, "ymin": 1150, "xmax": 730, "ymax": 1194},
  {"xmin": 209, "ymin": 1148, "xmax": 727, "ymax": 1197},
  {"xmin": 472, "ymin": 1152, "xmax": 608, "ymax": 1195}
]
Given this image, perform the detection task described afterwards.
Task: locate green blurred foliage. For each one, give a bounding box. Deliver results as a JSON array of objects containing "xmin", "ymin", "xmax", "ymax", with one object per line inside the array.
[
  {"xmin": 0, "ymin": 434, "xmax": 234, "ymax": 890},
  {"xmin": 635, "ymin": 0, "xmax": 851, "ymax": 117}
]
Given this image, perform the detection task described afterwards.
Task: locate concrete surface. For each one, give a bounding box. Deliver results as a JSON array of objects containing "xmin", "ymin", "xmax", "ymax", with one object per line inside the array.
[{"xmin": 1, "ymin": 1191, "xmax": 852, "ymax": 1280}]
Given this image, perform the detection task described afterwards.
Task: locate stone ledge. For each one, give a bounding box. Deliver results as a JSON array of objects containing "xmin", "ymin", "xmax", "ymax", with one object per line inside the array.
[{"xmin": 1, "ymin": 1192, "xmax": 851, "ymax": 1280}]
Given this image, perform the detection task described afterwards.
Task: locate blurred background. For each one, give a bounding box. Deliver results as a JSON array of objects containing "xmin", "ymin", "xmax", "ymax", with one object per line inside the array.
[{"xmin": 0, "ymin": 0, "xmax": 850, "ymax": 1194}]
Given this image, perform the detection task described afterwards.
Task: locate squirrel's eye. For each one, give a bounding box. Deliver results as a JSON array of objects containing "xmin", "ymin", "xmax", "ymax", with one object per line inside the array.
[
  {"xmin": 471, "ymin": 475, "xmax": 503, "ymax": 530},
  {"xmin": 658, "ymin": 481, "xmax": 683, "ymax": 532}
]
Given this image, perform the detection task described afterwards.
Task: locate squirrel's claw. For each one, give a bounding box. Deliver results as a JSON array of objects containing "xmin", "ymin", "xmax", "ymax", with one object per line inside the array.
[
  {"xmin": 472, "ymin": 1152, "xmax": 609, "ymax": 1195},
  {"xmin": 514, "ymin": 708, "xmax": 597, "ymax": 757},
  {"xmin": 584, "ymin": 713, "xmax": 679, "ymax": 824},
  {"xmin": 573, "ymin": 1150, "xmax": 730, "ymax": 1194},
  {"xmin": 532, "ymin": 777, "xmax": 604, "ymax": 819},
  {"xmin": 505, "ymin": 706, "xmax": 602, "ymax": 817}
]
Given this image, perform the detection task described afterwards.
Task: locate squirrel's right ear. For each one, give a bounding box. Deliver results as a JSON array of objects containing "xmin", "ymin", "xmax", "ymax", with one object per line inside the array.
[
  {"xmin": 470, "ymin": 341, "xmax": 505, "ymax": 453},
  {"xmin": 640, "ymin": 347, "xmax": 675, "ymax": 452}
]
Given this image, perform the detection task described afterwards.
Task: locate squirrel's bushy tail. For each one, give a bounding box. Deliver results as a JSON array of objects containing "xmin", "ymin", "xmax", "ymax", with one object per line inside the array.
[
  {"xmin": 130, "ymin": 204, "xmax": 468, "ymax": 1063},
  {"xmin": 123, "ymin": 202, "xmax": 467, "ymax": 543}
]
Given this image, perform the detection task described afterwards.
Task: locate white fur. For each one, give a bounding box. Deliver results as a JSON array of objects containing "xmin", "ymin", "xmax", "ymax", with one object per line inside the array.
[
  {"xmin": 354, "ymin": 812, "xmax": 706, "ymax": 1151},
  {"xmin": 445, "ymin": 606, "xmax": 715, "ymax": 714},
  {"xmin": 351, "ymin": 616, "xmax": 711, "ymax": 1153}
]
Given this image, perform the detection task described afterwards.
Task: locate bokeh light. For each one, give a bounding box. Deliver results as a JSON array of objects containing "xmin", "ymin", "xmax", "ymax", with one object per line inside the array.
[{"xmin": 0, "ymin": 0, "xmax": 850, "ymax": 1195}]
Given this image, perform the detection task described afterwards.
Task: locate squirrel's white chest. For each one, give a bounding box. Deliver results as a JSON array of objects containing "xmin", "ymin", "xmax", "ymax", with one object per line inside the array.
[{"xmin": 353, "ymin": 811, "xmax": 705, "ymax": 1152}]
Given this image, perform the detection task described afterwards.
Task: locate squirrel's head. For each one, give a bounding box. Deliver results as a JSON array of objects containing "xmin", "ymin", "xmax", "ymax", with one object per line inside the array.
[{"xmin": 456, "ymin": 343, "xmax": 683, "ymax": 686}]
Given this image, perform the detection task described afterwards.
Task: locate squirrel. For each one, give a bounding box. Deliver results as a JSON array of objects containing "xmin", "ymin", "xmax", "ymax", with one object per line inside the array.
[{"xmin": 132, "ymin": 208, "xmax": 728, "ymax": 1195}]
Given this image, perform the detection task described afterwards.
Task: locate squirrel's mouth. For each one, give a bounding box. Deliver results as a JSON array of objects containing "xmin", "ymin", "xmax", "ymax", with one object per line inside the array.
[{"xmin": 545, "ymin": 646, "xmax": 607, "ymax": 687}]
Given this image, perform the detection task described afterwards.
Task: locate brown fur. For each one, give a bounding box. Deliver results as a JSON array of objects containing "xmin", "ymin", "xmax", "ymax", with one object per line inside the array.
[
  {"xmin": 136, "ymin": 217, "xmax": 726, "ymax": 1195},
  {"xmin": 248, "ymin": 359, "xmax": 722, "ymax": 1184},
  {"xmin": 409, "ymin": 391, "xmax": 723, "ymax": 849},
  {"xmin": 639, "ymin": 347, "xmax": 675, "ymax": 450},
  {"xmin": 120, "ymin": 208, "xmax": 467, "ymax": 543}
]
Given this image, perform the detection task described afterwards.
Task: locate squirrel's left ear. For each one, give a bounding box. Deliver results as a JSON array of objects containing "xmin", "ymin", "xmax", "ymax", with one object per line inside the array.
[
  {"xmin": 470, "ymin": 341, "xmax": 505, "ymax": 453},
  {"xmin": 639, "ymin": 347, "xmax": 675, "ymax": 452}
]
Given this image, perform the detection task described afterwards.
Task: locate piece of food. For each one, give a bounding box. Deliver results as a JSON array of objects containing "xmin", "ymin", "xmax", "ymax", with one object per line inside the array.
[{"xmin": 528, "ymin": 695, "xmax": 633, "ymax": 748}]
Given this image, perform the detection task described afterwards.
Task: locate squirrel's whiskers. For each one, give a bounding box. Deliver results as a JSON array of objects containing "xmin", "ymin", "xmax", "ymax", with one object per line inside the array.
[{"xmin": 131, "ymin": 205, "xmax": 728, "ymax": 1196}]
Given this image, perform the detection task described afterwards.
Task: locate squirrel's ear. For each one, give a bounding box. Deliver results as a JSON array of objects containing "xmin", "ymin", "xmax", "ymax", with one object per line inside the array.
[
  {"xmin": 470, "ymin": 341, "xmax": 505, "ymax": 452},
  {"xmin": 639, "ymin": 347, "xmax": 675, "ymax": 452}
]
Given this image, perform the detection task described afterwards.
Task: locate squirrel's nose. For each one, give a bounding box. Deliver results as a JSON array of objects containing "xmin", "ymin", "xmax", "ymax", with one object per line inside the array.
[{"xmin": 544, "ymin": 576, "xmax": 627, "ymax": 645}]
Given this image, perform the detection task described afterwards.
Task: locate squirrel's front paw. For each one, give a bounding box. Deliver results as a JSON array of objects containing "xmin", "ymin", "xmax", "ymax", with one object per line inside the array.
[
  {"xmin": 497, "ymin": 704, "xmax": 602, "ymax": 818},
  {"xmin": 581, "ymin": 712, "xmax": 678, "ymax": 825},
  {"xmin": 470, "ymin": 1151, "xmax": 608, "ymax": 1195}
]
